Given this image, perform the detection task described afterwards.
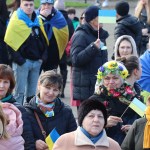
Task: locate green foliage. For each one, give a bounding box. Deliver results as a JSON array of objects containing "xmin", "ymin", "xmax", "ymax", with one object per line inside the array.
[{"xmin": 7, "ymin": 0, "xmax": 90, "ymax": 9}]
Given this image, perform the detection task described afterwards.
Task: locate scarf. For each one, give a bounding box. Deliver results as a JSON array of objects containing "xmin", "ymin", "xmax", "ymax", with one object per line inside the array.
[
  {"xmin": 98, "ymin": 82, "xmax": 136, "ymax": 105},
  {"xmin": 80, "ymin": 127, "xmax": 104, "ymax": 144},
  {"xmin": 143, "ymin": 106, "xmax": 150, "ymax": 149},
  {"xmin": 36, "ymin": 97, "xmax": 55, "ymax": 117},
  {"xmin": 1, "ymin": 95, "xmax": 13, "ymax": 102},
  {"xmin": 17, "ymin": 8, "xmax": 39, "ymax": 28}
]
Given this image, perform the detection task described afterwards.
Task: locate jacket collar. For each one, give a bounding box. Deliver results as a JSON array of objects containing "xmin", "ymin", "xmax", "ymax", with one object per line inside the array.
[{"xmin": 75, "ymin": 127, "xmax": 109, "ymax": 147}]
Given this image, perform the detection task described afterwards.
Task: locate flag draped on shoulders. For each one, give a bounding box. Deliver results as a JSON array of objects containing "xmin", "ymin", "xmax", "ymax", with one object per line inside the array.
[
  {"xmin": 4, "ymin": 8, "xmax": 48, "ymax": 51},
  {"xmin": 138, "ymin": 50, "xmax": 150, "ymax": 102},
  {"xmin": 44, "ymin": 10, "xmax": 69, "ymax": 59}
]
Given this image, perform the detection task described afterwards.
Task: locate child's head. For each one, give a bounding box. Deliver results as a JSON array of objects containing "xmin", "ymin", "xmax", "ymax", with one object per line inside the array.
[
  {"xmin": 0, "ymin": 104, "xmax": 9, "ymax": 139},
  {"xmin": 67, "ymin": 8, "xmax": 76, "ymax": 20}
]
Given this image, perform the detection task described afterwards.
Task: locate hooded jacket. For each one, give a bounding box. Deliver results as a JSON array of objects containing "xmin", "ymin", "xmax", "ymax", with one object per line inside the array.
[
  {"xmin": 0, "ymin": 103, "xmax": 24, "ymax": 150},
  {"xmin": 114, "ymin": 35, "xmax": 138, "ymax": 60},
  {"xmin": 114, "ymin": 14, "xmax": 142, "ymax": 54},
  {"xmin": 24, "ymin": 97, "xmax": 77, "ymax": 141}
]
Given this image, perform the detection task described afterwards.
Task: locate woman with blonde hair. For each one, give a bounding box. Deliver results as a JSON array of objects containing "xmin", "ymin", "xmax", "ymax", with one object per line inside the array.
[{"xmin": 135, "ymin": 0, "xmax": 150, "ymax": 55}]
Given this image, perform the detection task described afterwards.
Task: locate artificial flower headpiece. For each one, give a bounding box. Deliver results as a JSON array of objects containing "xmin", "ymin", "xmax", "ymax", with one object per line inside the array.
[{"xmin": 97, "ymin": 61, "xmax": 128, "ymax": 83}]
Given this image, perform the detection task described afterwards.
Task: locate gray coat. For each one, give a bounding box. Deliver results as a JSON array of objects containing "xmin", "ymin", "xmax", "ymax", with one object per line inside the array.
[{"xmin": 121, "ymin": 118, "xmax": 146, "ymax": 150}]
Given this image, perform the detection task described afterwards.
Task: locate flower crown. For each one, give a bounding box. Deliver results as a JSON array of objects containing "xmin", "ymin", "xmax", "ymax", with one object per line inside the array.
[{"xmin": 97, "ymin": 61, "xmax": 129, "ymax": 83}]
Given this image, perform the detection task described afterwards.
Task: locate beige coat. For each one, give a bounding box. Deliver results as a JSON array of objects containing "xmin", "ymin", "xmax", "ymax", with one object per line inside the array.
[{"xmin": 53, "ymin": 127, "xmax": 121, "ymax": 150}]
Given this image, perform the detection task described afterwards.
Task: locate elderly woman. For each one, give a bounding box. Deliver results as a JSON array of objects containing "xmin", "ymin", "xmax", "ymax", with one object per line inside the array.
[
  {"xmin": 90, "ymin": 60, "xmax": 142, "ymax": 145},
  {"xmin": 114, "ymin": 35, "xmax": 138, "ymax": 60},
  {"xmin": 53, "ymin": 99, "xmax": 121, "ymax": 150},
  {"xmin": 0, "ymin": 64, "xmax": 35, "ymax": 149},
  {"xmin": 25, "ymin": 70, "xmax": 77, "ymax": 150}
]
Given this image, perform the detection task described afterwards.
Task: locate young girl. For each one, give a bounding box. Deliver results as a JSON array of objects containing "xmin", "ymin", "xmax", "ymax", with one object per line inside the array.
[{"xmin": 0, "ymin": 103, "xmax": 24, "ymax": 150}]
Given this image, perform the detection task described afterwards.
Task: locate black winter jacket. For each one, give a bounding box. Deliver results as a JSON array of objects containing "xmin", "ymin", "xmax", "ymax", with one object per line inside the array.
[
  {"xmin": 71, "ymin": 23, "xmax": 109, "ymax": 101},
  {"xmin": 0, "ymin": 17, "xmax": 9, "ymax": 65},
  {"xmin": 3, "ymin": 96, "xmax": 35, "ymax": 150},
  {"xmin": 115, "ymin": 14, "xmax": 142, "ymax": 54},
  {"xmin": 8, "ymin": 12, "xmax": 48, "ymax": 66},
  {"xmin": 24, "ymin": 97, "xmax": 77, "ymax": 142}
]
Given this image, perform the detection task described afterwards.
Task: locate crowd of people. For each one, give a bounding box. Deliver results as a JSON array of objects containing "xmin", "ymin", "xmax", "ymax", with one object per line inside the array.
[{"xmin": 0, "ymin": 0, "xmax": 150, "ymax": 149}]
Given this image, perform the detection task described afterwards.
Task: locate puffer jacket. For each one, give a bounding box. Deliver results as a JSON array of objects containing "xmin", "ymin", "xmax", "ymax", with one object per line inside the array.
[
  {"xmin": 71, "ymin": 23, "xmax": 109, "ymax": 101},
  {"xmin": 24, "ymin": 97, "xmax": 77, "ymax": 142},
  {"xmin": 114, "ymin": 14, "xmax": 142, "ymax": 54},
  {"xmin": 0, "ymin": 103, "xmax": 24, "ymax": 150},
  {"xmin": 2, "ymin": 95, "xmax": 36, "ymax": 150}
]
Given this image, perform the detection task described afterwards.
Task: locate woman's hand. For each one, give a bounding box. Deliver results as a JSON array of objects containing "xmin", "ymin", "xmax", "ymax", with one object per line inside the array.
[
  {"xmin": 121, "ymin": 125, "xmax": 131, "ymax": 133},
  {"xmin": 106, "ymin": 116, "xmax": 123, "ymax": 127},
  {"xmin": 36, "ymin": 139, "xmax": 49, "ymax": 150}
]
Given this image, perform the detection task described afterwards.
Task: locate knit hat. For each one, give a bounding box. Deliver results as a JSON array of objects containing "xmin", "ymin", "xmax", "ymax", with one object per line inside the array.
[
  {"xmin": 54, "ymin": 0, "xmax": 65, "ymax": 10},
  {"xmin": 96, "ymin": 60, "xmax": 128, "ymax": 84},
  {"xmin": 115, "ymin": 1, "xmax": 129, "ymax": 16},
  {"xmin": 85, "ymin": 5, "xmax": 100, "ymax": 22},
  {"xmin": 78, "ymin": 99, "xmax": 107, "ymax": 127},
  {"xmin": 41, "ymin": 0, "xmax": 54, "ymax": 4}
]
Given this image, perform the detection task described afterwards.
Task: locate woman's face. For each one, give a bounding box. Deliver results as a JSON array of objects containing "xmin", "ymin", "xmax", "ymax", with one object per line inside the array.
[
  {"xmin": 38, "ymin": 83, "xmax": 60, "ymax": 104},
  {"xmin": 0, "ymin": 79, "xmax": 10, "ymax": 100},
  {"xmin": 103, "ymin": 74, "xmax": 123, "ymax": 90},
  {"xmin": 118, "ymin": 40, "xmax": 133, "ymax": 57},
  {"xmin": 82, "ymin": 110, "xmax": 104, "ymax": 137}
]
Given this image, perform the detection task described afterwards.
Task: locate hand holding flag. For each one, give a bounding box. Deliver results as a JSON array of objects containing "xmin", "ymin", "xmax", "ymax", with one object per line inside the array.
[{"xmin": 45, "ymin": 128, "xmax": 60, "ymax": 150}]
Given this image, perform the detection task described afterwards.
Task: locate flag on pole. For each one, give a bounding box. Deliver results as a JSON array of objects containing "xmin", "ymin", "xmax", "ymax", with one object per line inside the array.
[
  {"xmin": 98, "ymin": 10, "xmax": 116, "ymax": 23},
  {"xmin": 45, "ymin": 128, "xmax": 60, "ymax": 150},
  {"xmin": 129, "ymin": 97, "xmax": 146, "ymax": 117}
]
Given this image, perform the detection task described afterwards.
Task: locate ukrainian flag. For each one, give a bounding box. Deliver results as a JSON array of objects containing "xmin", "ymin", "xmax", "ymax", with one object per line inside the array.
[
  {"xmin": 129, "ymin": 98, "xmax": 146, "ymax": 117},
  {"xmin": 99, "ymin": 10, "xmax": 116, "ymax": 24},
  {"xmin": 45, "ymin": 128, "xmax": 60, "ymax": 150}
]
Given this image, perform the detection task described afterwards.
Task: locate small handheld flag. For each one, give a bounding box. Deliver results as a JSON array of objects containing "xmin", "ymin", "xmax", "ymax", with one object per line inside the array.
[
  {"xmin": 45, "ymin": 128, "xmax": 60, "ymax": 150},
  {"xmin": 129, "ymin": 98, "xmax": 146, "ymax": 117},
  {"xmin": 98, "ymin": 10, "xmax": 116, "ymax": 24}
]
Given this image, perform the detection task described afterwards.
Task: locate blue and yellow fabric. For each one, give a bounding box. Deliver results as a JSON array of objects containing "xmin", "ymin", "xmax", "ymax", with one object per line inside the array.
[
  {"xmin": 44, "ymin": 10, "xmax": 69, "ymax": 59},
  {"xmin": 45, "ymin": 128, "xmax": 60, "ymax": 150},
  {"xmin": 4, "ymin": 8, "xmax": 49, "ymax": 51},
  {"xmin": 138, "ymin": 50, "xmax": 150, "ymax": 103}
]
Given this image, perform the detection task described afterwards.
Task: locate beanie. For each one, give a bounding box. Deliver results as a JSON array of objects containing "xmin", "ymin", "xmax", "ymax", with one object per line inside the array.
[
  {"xmin": 115, "ymin": 1, "xmax": 129, "ymax": 16},
  {"xmin": 85, "ymin": 5, "xmax": 100, "ymax": 23},
  {"xmin": 41, "ymin": 0, "xmax": 54, "ymax": 4},
  {"xmin": 54, "ymin": 0, "xmax": 65, "ymax": 10},
  {"xmin": 78, "ymin": 99, "xmax": 107, "ymax": 127}
]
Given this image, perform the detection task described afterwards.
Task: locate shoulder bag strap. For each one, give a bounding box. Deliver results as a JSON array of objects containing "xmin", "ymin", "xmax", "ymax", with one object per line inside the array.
[{"xmin": 34, "ymin": 111, "xmax": 47, "ymax": 139}]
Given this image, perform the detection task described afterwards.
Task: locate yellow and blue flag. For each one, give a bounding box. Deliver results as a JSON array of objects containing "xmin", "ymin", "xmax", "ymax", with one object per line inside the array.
[
  {"xmin": 98, "ymin": 10, "xmax": 116, "ymax": 24},
  {"xmin": 45, "ymin": 128, "xmax": 60, "ymax": 150},
  {"xmin": 129, "ymin": 97, "xmax": 146, "ymax": 117}
]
